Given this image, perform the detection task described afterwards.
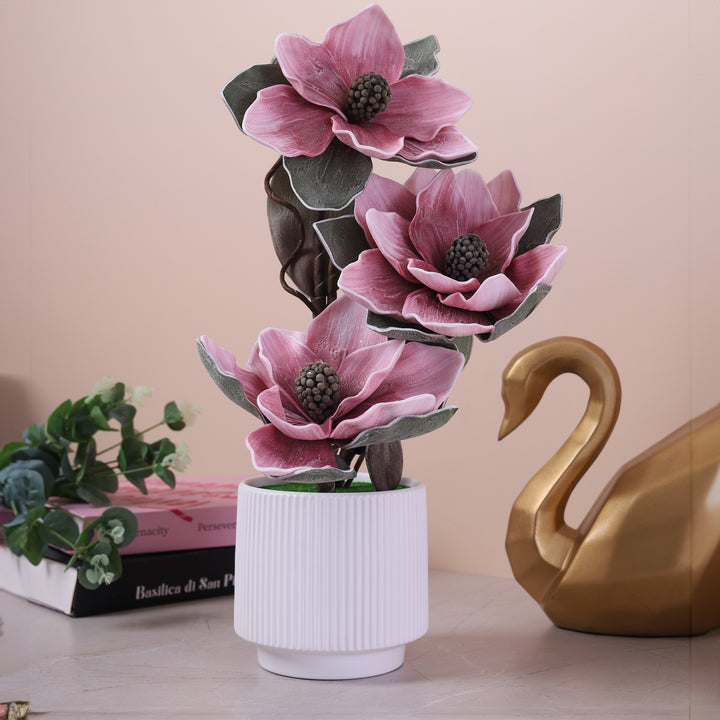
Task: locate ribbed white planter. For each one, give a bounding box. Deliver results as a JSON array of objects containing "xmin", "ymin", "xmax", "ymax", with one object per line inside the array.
[{"xmin": 234, "ymin": 476, "xmax": 428, "ymax": 680}]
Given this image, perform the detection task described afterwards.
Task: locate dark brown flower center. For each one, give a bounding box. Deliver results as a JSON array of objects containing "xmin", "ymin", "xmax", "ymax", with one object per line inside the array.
[
  {"xmin": 345, "ymin": 72, "xmax": 392, "ymax": 123},
  {"xmin": 444, "ymin": 234, "xmax": 489, "ymax": 282},
  {"xmin": 295, "ymin": 362, "xmax": 340, "ymax": 424}
]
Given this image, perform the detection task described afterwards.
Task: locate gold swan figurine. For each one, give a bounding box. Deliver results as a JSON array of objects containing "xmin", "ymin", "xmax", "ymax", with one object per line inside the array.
[{"xmin": 499, "ymin": 336, "xmax": 720, "ymax": 636}]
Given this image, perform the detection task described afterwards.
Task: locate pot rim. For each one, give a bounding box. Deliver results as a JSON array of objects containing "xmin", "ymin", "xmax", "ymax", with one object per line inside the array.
[{"xmin": 241, "ymin": 473, "xmax": 422, "ymax": 494}]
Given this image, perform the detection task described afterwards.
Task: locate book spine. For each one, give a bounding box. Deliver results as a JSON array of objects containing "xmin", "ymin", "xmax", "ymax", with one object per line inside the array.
[{"xmin": 43, "ymin": 546, "xmax": 236, "ymax": 616}]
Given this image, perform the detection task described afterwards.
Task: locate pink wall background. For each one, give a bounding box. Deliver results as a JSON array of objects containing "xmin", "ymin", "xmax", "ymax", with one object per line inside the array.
[{"xmin": 1, "ymin": 0, "xmax": 718, "ymax": 577}]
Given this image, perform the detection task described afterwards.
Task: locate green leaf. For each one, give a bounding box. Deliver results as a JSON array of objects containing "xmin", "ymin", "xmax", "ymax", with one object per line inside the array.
[
  {"xmin": 110, "ymin": 403, "xmax": 136, "ymax": 428},
  {"xmin": 4, "ymin": 507, "xmax": 49, "ymax": 565},
  {"xmin": 388, "ymin": 150, "xmax": 477, "ymax": 170},
  {"xmin": 365, "ymin": 311, "xmax": 460, "ymax": 347},
  {"xmin": 78, "ymin": 542, "xmax": 122, "ymax": 589},
  {"xmin": 222, "ymin": 63, "xmax": 289, "ymax": 130},
  {"xmin": 118, "ymin": 437, "xmax": 151, "ymax": 492},
  {"xmin": 45, "ymin": 399, "xmax": 72, "ymax": 443},
  {"xmin": 342, "ymin": 407, "xmax": 459, "ymax": 449},
  {"xmin": 283, "ymin": 139, "xmax": 373, "ymax": 211},
  {"xmin": 97, "ymin": 507, "xmax": 138, "ymax": 548},
  {"xmin": 154, "ymin": 464, "xmax": 176, "ymax": 488},
  {"xmin": 76, "ymin": 484, "xmax": 111, "ymax": 507},
  {"xmin": 164, "ymin": 401, "xmax": 185, "ymax": 431},
  {"xmin": 313, "ymin": 215, "xmax": 371, "ymax": 270},
  {"xmin": 82, "ymin": 461, "xmax": 119, "ymax": 493},
  {"xmin": 22, "ymin": 423, "xmax": 45, "ymax": 447},
  {"xmin": 401, "ymin": 35, "xmax": 440, "ymax": 78},
  {"xmin": 270, "ymin": 466, "xmax": 357, "ymax": 485},
  {"xmin": 477, "ymin": 283, "xmax": 552, "ymax": 343},
  {"xmin": 0, "ymin": 461, "xmax": 54, "ymax": 512},
  {"xmin": 516, "ymin": 194, "xmax": 563, "ymax": 255},
  {"xmin": 90, "ymin": 404, "xmax": 113, "ymax": 431},
  {"xmin": 196, "ymin": 340, "xmax": 263, "ymax": 419},
  {"xmin": 38, "ymin": 510, "xmax": 80, "ymax": 550}
]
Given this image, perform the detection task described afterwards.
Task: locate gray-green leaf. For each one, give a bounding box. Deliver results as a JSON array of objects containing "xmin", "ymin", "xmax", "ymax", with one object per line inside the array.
[
  {"xmin": 222, "ymin": 63, "xmax": 289, "ymax": 131},
  {"xmin": 401, "ymin": 35, "xmax": 440, "ymax": 78},
  {"xmin": 196, "ymin": 340, "xmax": 263, "ymax": 420},
  {"xmin": 313, "ymin": 215, "xmax": 370, "ymax": 270},
  {"xmin": 478, "ymin": 283, "xmax": 552, "ymax": 343}
]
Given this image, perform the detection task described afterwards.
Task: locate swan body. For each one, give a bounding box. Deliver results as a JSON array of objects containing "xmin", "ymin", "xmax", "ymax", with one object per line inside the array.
[{"xmin": 500, "ymin": 336, "xmax": 720, "ymax": 636}]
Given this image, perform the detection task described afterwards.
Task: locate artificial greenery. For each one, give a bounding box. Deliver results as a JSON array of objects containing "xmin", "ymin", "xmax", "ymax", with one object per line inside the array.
[{"xmin": 0, "ymin": 379, "xmax": 193, "ymax": 589}]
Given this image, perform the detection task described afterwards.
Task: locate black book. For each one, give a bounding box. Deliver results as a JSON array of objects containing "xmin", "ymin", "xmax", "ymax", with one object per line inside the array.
[{"xmin": 0, "ymin": 542, "xmax": 235, "ymax": 616}]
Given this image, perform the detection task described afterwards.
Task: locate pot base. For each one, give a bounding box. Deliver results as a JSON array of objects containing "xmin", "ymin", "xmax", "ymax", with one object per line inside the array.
[{"xmin": 256, "ymin": 644, "xmax": 406, "ymax": 680}]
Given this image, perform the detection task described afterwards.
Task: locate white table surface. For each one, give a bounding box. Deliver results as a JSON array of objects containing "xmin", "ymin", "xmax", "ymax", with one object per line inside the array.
[{"xmin": 1, "ymin": 570, "xmax": 718, "ymax": 719}]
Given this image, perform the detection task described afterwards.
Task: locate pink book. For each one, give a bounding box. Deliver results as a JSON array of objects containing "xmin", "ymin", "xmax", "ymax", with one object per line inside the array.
[{"xmin": 1, "ymin": 476, "xmax": 243, "ymax": 555}]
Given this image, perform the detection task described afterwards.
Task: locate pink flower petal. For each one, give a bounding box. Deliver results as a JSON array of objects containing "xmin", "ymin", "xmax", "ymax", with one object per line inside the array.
[
  {"xmin": 378, "ymin": 74, "xmax": 473, "ymax": 142},
  {"xmin": 365, "ymin": 209, "xmax": 418, "ymax": 282},
  {"xmin": 505, "ymin": 244, "xmax": 568, "ymax": 294},
  {"xmin": 370, "ymin": 341, "xmax": 464, "ymax": 405},
  {"xmin": 355, "ymin": 174, "xmax": 415, "ymax": 241},
  {"xmin": 474, "ymin": 209, "xmax": 534, "ymax": 277},
  {"xmin": 409, "ymin": 170, "xmax": 467, "ymax": 268},
  {"xmin": 323, "ymin": 4, "xmax": 405, "ymax": 86},
  {"xmin": 441, "ymin": 273, "xmax": 522, "ymax": 312},
  {"xmin": 256, "ymin": 386, "xmax": 329, "ymax": 441},
  {"xmin": 338, "ymin": 249, "xmax": 418, "ymax": 317},
  {"xmin": 487, "ymin": 170, "xmax": 522, "ymax": 215},
  {"xmin": 331, "ymin": 114, "xmax": 404, "ymax": 159},
  {"xmin": 403, "ymin": 168, "xmax": 438, "ymax": 196},
  {"xmin": 243, "ymin": 85, "xmax": 334, "ymax": 157},
  {"xmin": 455, "ymin": 169, "xmax": 499, "ymax": 226},
  {"xmin": 197, "ymin": 335, "xmax": 266, "ymax": 407},
  {"xmin": 335, "ymin": 339, "xmax": 405, "ymax": 418},
  {"xmin": 406, "ymin": 257, "xmax": 479, "ymax": 294},
  {"xmin": 332, "ymin": 394, "xmax": 438, "ymax": 440},
  {"xmin": 402, "ymin": 288, "xmax": 494, "ymax": 337},
  {"xmin": 396, "ymin": 126, "xmax": 478, "ymax": 164},
  {"xmin": 247, "ymin": 424, "xmax": 337, "ymax": 475},
  {"xmin": 275, "ymin": 33, "xmax": 348, "ymax": 113},
  {"xmin": 306, "ymin": 294, "xmax": 385, "ymax": 370},
  {"xmin": 250, "ymin": 327, "xmax": 315, "ymax": 396}
]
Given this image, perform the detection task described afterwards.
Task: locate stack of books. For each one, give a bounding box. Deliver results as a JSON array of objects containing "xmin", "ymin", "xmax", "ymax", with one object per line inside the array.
[{"xmin": 0, "ymin": 476, "xmax": 242, "ymax": 616}]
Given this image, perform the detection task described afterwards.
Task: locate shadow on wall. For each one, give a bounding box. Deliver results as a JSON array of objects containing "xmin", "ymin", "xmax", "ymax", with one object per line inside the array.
[{"xmin": 0, "ymin": 376, "xmax": 33, "ymax": 445}]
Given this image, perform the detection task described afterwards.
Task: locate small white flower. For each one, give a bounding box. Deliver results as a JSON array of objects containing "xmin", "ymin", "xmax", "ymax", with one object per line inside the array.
[
  {"xmin": 87, "ymin": 376, "xmax": 116, "ymax": 403},
  {"xmin": 161, "ymin": 441, "xmax": 191, "ymax": 472},
  {"xmin": 97, "ymin": 519, "xmax": 126, "ymax": 545},
  {"xmin": 126, "ymin": 385, "xmax": 153, "ymax": 405},
  {"xmin": 178, "ymin": 401, "xmax": 202, "ymax": 427}
]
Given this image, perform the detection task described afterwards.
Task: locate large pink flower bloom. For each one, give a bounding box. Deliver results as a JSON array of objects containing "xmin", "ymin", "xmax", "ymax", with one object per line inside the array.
[
  {"xmin": 242, "ymin": 4, "xmax": 476, "ymax": 163},
  {"xmin": 197, "ymin": 296, "xmax": 463, "ymax": 476},
  {"xmin": 338, "ymin": 169, "xmax": 568, "ymax": 339}
]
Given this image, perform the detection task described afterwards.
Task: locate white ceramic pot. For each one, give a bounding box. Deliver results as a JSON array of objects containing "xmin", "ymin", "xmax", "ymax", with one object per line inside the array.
[{"xmin": 234, "ymin": 476, "xmax": 428, "ymax": 680}]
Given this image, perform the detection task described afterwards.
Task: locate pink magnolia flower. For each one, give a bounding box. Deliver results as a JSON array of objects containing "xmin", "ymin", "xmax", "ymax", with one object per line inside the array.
[
  {"xmin": 197, "ymin": 296, "xmax": 464, "ymax": 476},
  {"xmin": 338, "ymin": 168, "xmax": 568, "ymax": 338},
  {"xmin": 242, "ymin": 4, "xmax": 476, "ymax": 164}
]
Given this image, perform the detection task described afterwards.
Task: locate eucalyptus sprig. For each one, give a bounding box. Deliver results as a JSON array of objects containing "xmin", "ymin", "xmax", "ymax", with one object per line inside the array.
[{"xmin": 0, "ymin": 379, "xmax": 196, "ymax": 588}]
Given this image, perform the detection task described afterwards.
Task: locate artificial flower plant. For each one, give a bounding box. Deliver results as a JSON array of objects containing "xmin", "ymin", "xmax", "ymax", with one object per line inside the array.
[{"xmin": 198, "ymin": 4, "xmax": 567, "ymax": 492}]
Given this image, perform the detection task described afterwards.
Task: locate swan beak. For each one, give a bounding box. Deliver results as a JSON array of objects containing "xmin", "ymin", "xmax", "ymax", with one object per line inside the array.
[{"xmin": 498, "ymin": 411, "xmax": 517, "ymax": 440}]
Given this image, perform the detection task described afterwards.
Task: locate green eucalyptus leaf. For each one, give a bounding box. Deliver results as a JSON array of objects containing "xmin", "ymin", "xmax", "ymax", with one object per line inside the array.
[
  {"xmin": 83, "ymin": 461, "xmax": 119, "ymax": 493},
  {"xmin": 222, "ymin": 63, "xmax": 289, "ymax": 130},
  {"xmin": 76, "ymin": 484, "xmax": 111, "ymax": 507},
  {"xmin": 366, "ymin": 441, "xmax": 403, "ymax": 491},
  {"xmin": 22, "ymin": 423, "xmax": 45, "ymax": 447},
  {"xmin": 342, "ymin": 407, "xmax": 458, "ymax": 449},
  {"xmin": 196, "ymin": 340, "xmax": 263, "ymax": 419},
  {"xmin": 313, "ymin": 215, "xmax": 370, "ymax": 270},
  {"xmin": 110, "ymin": 402, "xmax": 136, "ymax": 428},
  {"xmin": 97, "ymin": 507, "xmax": 138, "ymax": 549},
  {"xmin": 269, "ymin": 466, "xmax": 357, "ymax": 485},
  {"xmin": 164, "ymin": 401, "xmax": 186, "ymax": 431},
  {"xmin": 517, "ymin": 194, "xmax": 563, "ymax": 256},
  {"xmin": 477, "ymin": 283, "xmax": 552, "ymax": 343},
  {"xmin": 5, "ymin": 507, "xmax": 48, "ymax": 565},
  {"xmin": 78, "ymin": 542, "xmax": 122, "ymax": 589},
  {"xmin": 0, "ymin": 461, "xmax": 54, "ymax": 512},
  {"xmin": 38, "ymin": 510, "xmax": 80, "ymax": 550},
  {"xmin": 154, "ymin": 464, "xmax": 176, "ymax": 488},
  {"xmin": 89, "ymin": 404, "xmax": 112, "ymax": 431},
  {"xmin": 401, "ymin": 35, "xmax": 440, "ymax": 78},
  {"xmin": 283, "ymin": 139, "xmax": 373, "ymax": 211},
  {"xmin": 6, "ymin": 445, "xmax": 60, "ymax": 474},
  {"xmin": 45, "ymin": 399, "xmax": 72, "ymax": 443},
  {"xmin": 0, "ymin": 441, "xmax": 29, "ymax": 470}
]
